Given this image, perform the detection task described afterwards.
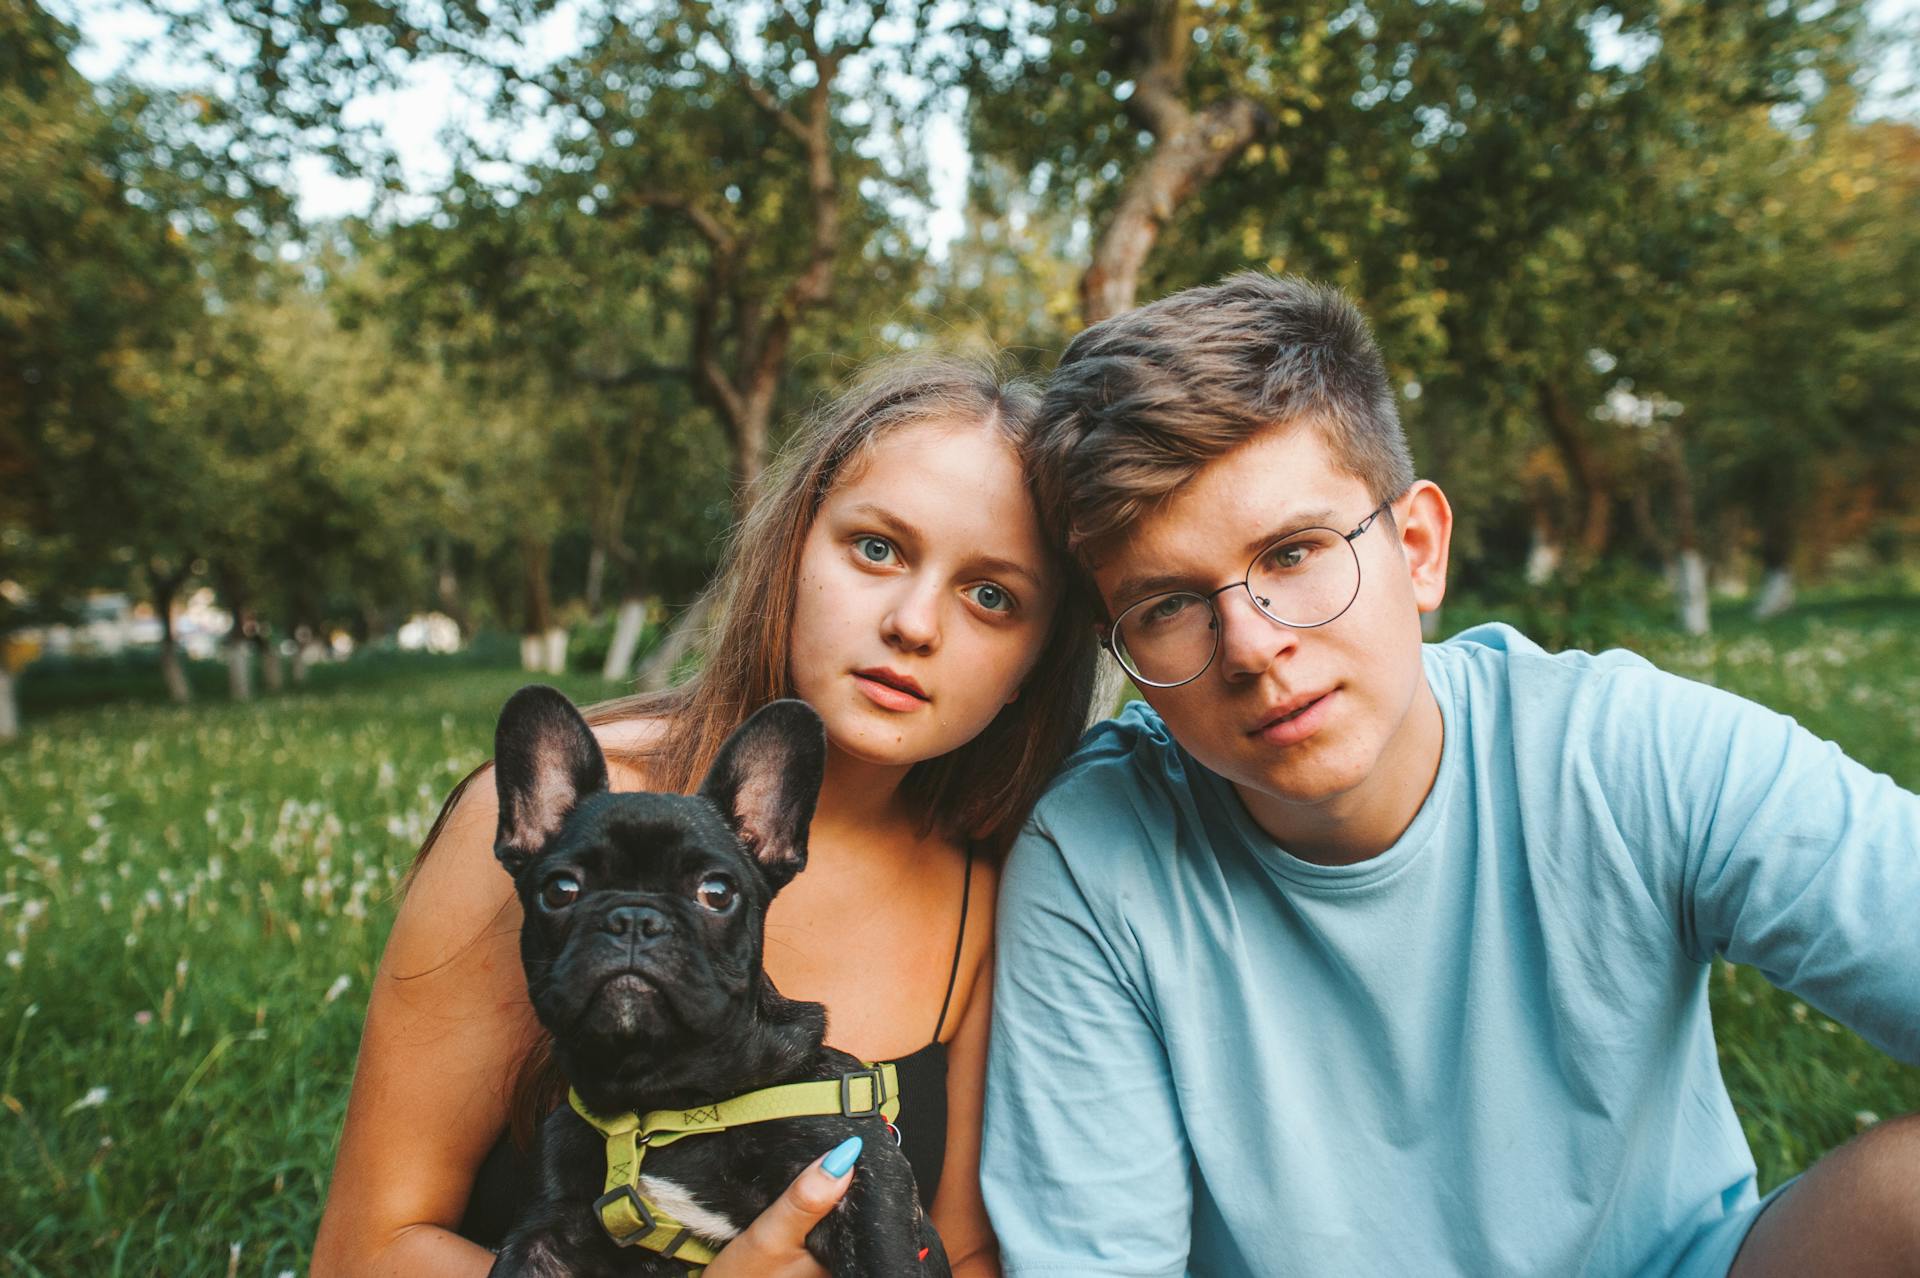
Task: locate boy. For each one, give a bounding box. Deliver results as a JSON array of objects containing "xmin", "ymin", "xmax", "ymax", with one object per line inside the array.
[{"xmin": 983, "ymin": 273, "xmax": 1920, "ymax": 1276}]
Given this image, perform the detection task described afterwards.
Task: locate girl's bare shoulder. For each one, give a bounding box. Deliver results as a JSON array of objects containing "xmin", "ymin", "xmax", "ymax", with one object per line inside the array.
[{"xmin": 591, "ymin": 714, "xmax": 671, "ymax": 792}]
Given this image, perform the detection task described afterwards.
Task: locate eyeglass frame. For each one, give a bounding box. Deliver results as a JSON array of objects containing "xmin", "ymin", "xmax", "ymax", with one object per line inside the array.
[{"xmin": 1102, "ymin": 498, "xmax": 1396, "ymax": 689}]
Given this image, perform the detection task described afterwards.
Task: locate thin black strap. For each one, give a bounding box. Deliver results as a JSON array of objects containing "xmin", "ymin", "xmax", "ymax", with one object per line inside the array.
[{"xmin": 929, "ymin": 844, "xmax": 975, "ymax": 1044}]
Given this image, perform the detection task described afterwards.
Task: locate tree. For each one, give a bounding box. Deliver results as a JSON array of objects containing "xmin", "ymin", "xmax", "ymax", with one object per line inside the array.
[{"xmin": 1, "ymin": 1, "xmax": 232, "ymax": 723}]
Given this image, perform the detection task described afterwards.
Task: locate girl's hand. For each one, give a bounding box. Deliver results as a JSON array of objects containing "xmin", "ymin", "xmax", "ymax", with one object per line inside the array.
[{"xmin": 703, "ymin": 1136, "xmax": 862, "ymax": 1278}]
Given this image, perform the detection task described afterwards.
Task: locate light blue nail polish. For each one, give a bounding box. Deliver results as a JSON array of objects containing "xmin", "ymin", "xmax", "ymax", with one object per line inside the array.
[{"xmin": 822, "ymin": 1135, "xmax": 862, "ymax": 1177}]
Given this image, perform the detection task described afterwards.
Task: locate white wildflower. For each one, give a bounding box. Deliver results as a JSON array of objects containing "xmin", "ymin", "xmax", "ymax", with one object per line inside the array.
[
  {"xmin": 323, "ymin": 974, "xmax": 352, "ymax": 1004},
  {"xmin": 63, "ymin": 1085, "xmax": 109, "ymax": 1115}
]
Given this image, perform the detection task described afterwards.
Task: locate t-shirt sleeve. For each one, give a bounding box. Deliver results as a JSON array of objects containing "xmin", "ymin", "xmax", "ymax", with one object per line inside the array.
[
  {"xmin": 982, "ymin": 821, "xmax": 1193, "ymax": 1277},
  {"xmin": 1590, "ymin": 663, "xmax": 1920, "ymax": 1064}
]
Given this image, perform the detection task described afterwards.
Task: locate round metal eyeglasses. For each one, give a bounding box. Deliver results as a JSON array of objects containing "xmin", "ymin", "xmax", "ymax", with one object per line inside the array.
[{"xmin": 1104, "ymin": 501, "xmax": 1392, "ymax": 688}]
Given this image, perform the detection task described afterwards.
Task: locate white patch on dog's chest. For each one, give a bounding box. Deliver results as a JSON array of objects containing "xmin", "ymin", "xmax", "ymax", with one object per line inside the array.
[{"xmin": 638, "ymin": 1175, "xmax": 743, "ymax": 1244}]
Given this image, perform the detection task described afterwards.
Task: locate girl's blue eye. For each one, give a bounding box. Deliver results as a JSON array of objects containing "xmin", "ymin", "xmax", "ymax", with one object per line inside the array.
[
  {"xmin": 967, "ymin": 583, "xmax": 1014, "ymax": 613},
  {"xmin": 854, "ymin": 535, "xmax": 897, "ymax": 565}
]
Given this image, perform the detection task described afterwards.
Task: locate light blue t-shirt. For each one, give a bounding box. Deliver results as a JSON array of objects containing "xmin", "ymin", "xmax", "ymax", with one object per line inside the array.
[{"xmin": 983, "ymin": 624, "xmax": 1920, "ymax": 1277}]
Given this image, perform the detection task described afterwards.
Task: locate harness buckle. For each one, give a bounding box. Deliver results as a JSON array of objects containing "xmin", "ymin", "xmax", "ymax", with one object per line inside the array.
[
  {"xmin": 593, "ymin": 1184, "xmax": 657, "ymax": 1247},
  {"xmin": 839, "ymin": 1067, "xmax": 887, "ymax": 1119}
]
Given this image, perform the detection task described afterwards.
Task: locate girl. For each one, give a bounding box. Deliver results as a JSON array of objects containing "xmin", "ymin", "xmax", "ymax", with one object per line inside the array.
[{"xmin": 312, "ymin": 355, "xmax": 1099, "ymax": 1276}]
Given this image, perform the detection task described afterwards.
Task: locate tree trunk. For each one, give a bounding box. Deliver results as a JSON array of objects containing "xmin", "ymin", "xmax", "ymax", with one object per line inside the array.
[
  {"xmin": 636, "ymin": 594, "xmax": 714, "ymax": 692},
  {"xmin": 521, "ymin": 537, "xmax": 554, "ymax": 673},
  {"xmin": 731, "ymin": 402, "xmax": 772, "ymax": 509},
  {"xmin": 221, "ymin": 572, "xmax": 255, "ymax": 701},
  {"xmin": 1524, "ymin": 528, "xmax": 1563, "ymax": 586},
  {"xmin": 226, "ymin": 630, "xmax": 254, "ymax": 701},
  {"xmin": 1753, "ymin": 501, "xmax": 1797, "ymax": 620},
  {"xmin": 1537, "ymin": 380, "xmax": 1611, "ymax": 565},
  {"xmin": 160, "ymin": 635, "xmax": 190, "ymax": 703},
  {"xmin": 584, "ymin": 544, "xmax": 608, "ymax": 616},
  {"xmin": 291, "ymin": 627, "xmax": 314, "ymax": 684},
  {"xmin": 358, "ymin": 600, "xmax": 390, "ymax": 644},
  {"xmin": 153, "ymin": 570, "xmax": 192, "ymax": 705},
  {"xmin": 257, "ymin": 631, "xmax": 284, "ymax": 692},
  {"xmin": 1674, "ymin": 549, "xmax": 1710, "ymax": 637},
  {"xmin": 542, "ymin": 626, "xmax": 569, "ymax": 675},
  {"xmin": 1080, "ymin": 4, "xmax": 1270, "ymax": 324},
  {"xmin": 1661, "ymin": 428, "xmax": 1708, "ymax": 636},
  {"xmin": 1753, "ymin": 568, "xmax": 1796, "ymax": 620},
  {"xmin": 0, "ymin": 666, "xmax": 18, "ymax": 743},
  {"xmin": 603, "ymin": 596, "xmax": 649, "ymax": 682},
  {"xmin": 434, "ymin": 535, "xmax": 473, "ymax": 637}
]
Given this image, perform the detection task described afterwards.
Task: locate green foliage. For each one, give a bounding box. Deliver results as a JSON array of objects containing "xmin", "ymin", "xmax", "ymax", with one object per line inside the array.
[
  {"xmin": 949, "ymin": 0, "xmax": 1919, "ymax": 574},
  {"xmin": 1446, "ymin": 562, "xmax": 1680, "ymax": 652},
  {"xmin": 11, "ymin": 0, "xmax": 1919, "ymax": 739},
  {"xmin": 1, "ymin": 3, "xmax": 198, "ymax": 631}
]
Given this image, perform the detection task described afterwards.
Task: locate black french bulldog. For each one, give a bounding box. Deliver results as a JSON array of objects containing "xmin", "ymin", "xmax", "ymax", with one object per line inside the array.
[{"xmin": 486, "ymin": 685, "xmax": 949, "ymax": 1278}]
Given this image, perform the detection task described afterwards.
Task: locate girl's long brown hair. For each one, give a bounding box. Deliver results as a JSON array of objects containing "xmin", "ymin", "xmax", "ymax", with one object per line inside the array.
[{"xmin": 409, "ymin": 351, "xmax": 1100, "ymax": 1149}]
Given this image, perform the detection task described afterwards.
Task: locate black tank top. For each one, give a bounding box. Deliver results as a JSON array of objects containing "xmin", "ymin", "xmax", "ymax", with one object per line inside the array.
[{"xmin": 459, "ymin": 846, "xmax": 975, "ymax": 1246}]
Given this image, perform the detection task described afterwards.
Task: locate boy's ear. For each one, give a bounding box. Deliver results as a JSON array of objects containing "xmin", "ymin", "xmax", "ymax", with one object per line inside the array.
[
  {"xmin": 492, "ymin": 685, "xmax": 609, "ymax": 877},
  {"xmin": 1395, "ymin": 481, "xmax": 1453, "ymax": 615},
  {"xmin": 698, "ymin": 699, "xmax": 827, "ymax": 894}
]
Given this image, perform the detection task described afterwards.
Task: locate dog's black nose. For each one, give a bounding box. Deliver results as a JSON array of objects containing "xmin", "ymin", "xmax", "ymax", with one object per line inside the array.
[{"xmin": 602, "ymin": 904, "xmax": 670, "ymax": 943}]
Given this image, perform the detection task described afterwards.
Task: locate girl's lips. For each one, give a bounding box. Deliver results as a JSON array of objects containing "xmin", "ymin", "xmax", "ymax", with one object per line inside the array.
[
  {"xmin": 1252, "ymin": 690, "xmax": 1335, "ymax": 747},
  {"xmin": 853, "ymin": 672, "xmax": 930, "ymax": 712}
]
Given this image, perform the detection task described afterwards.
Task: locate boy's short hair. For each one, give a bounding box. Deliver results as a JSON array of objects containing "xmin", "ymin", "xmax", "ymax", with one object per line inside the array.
[{"xmin": 1031, "ymin": 272, "xmax": 1416, "ymax": 558}]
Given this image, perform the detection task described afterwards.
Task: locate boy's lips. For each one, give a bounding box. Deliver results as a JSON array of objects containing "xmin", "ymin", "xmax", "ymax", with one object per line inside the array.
[{"xmin": 1248, "ymin": 689, "xmax": 1335, "ymax": 746}]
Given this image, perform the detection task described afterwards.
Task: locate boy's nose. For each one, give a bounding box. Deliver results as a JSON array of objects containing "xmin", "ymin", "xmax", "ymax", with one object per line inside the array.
[{"xmin": 1215, "ymin": 587, "xmax": 1297, "ymax": 680}]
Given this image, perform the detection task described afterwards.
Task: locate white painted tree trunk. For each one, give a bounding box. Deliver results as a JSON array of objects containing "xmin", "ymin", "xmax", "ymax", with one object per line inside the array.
[
  {"xmin": 603, "ymin": 598, "xmax": 648, "ymax": 682},
  {"xmin": 520, "ymin": 634, "xmax": 544, "ymax": 673},
  {"xmin": 0, "ymin": 667, "xmax": 18, "ymax": 743},
  {"xmin": 1753, "ymin": 568, "xmax": 1795, "ymax": 620},
  {"xmin": 293, "ymin": 637, "xmax": 328, "ymax": 683},
  {"xmin": 1525, "ymin": 534, "xmax": 1562, "ymax": 586},
  {"xmin": 259, "ymin": 639, "xmax": 284, "ymax": 692},
  {"xmin": 1674, "ymin": 549, "xmax": 1711, "ymax": 636},
  {"xmin": 637, "ymin": 595, "xmax": 714, "ymax": 692},
  {"xmin": 227, "ymin": 638, "xmax": 255, "ymax": 701},
  {"xmin": 542, "ymin": 626, "xmax": 569, "ymax": 675}
]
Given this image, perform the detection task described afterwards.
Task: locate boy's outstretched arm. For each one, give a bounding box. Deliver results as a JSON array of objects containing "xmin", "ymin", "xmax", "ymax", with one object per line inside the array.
[
  {"xmin": 1597, "ymin": 665, "xmax": 1920, "ymax": 1061},
  {"xmin": 982, "ymin": 824, "xmax": 1193, "ymax": 1278}
]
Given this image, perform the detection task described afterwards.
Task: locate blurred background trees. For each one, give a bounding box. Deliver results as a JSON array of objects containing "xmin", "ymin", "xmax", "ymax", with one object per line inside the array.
[{"xmin": 5, "ymin": 0, "xmax": 1917, "ymax": 736}]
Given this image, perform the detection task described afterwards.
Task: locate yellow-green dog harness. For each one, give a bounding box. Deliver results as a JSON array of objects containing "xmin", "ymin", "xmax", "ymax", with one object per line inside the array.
[{"xmin": 567, "ymin": 1062, "xmax": 901, "ymax": 1271}]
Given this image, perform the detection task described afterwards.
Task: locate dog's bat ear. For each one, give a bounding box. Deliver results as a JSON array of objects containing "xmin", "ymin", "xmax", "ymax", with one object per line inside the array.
[
  {"xmin": 492, "ymin": 685, "xmax": 609, "ymax": 877},
  {"xmin": 699, "ymin": 699, "xmax": 826, "ymax": 893}
]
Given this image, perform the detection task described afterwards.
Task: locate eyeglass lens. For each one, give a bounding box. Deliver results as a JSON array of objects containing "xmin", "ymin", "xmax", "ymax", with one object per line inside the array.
[{"xmin": 1113, "ymin": 528, "xmax": 1363, "ymax": 687}]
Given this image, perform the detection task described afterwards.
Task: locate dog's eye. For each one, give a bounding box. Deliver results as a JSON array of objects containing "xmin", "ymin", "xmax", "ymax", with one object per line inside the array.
[
  {"xmin": 696, "ymin": 875, "xmax": 737, "ymax": 913},
  {"xmin": 540, "ymin": 873, "xmax": 582, "ymax": 910}
]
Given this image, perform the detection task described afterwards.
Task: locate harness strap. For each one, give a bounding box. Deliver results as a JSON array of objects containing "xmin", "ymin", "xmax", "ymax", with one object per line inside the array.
[{"xmin": 569, "ymin": 1063, "xmax": 901, "ymax": 1269}]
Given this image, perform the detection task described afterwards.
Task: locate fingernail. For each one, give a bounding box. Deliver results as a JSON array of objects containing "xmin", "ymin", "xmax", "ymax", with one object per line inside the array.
[{"xmin": 821, "ymin": 1135, "xmax": 862, "ymax": 1178}]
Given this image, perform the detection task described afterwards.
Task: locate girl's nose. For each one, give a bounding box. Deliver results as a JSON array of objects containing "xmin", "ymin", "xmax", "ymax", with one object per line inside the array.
[{"xmin": 882, "ymin": 579, "xmax": 942, "ymax": 653}]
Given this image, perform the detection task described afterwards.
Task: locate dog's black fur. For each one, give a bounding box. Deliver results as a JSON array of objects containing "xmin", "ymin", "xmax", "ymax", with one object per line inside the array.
[{"xmin": 486, "ymin": 686, "xmax": 949, "ymax": 1278}]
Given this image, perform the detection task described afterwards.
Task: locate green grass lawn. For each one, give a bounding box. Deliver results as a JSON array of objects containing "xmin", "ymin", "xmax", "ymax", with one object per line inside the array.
[{"xmin": 3, "ymin": 606, "xmax": 1919, "ymax": 1275}]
